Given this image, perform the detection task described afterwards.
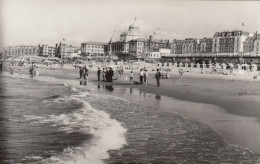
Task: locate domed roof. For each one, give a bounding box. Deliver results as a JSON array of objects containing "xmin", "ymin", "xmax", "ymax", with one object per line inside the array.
[{"xmin": 120, "ymin": 31, "xmax": 128, "ymax": 36}]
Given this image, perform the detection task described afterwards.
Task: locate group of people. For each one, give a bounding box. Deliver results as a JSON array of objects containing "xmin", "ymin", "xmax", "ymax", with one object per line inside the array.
[
  {"xmin": 79, "ymin": 66, "xmax": 88, "ymax": 86},
  {"xmin": 139, "ymin": 68, "xmax": 149, "ymax": 85},
  {"xmin": 138, "ymin": 68, "xmax": 162, "ymax": 87},
  {"xmin": 98, "ymin": 67, "xmax": 114, "ymax": 82},
  {"xmin": 29, "ymin": 64, "xmax": 39, "ymax": 78}
]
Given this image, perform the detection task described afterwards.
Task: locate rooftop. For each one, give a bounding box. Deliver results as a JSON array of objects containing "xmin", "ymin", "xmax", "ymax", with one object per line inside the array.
[{"xmin": 83, "ymin": 41, "xmax": 107, "ymax": 45}]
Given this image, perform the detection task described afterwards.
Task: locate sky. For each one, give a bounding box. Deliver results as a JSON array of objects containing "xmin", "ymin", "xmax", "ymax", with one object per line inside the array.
[{"xmin": 1, "ymin": 0, "xmax": 260, "ymax": 50}]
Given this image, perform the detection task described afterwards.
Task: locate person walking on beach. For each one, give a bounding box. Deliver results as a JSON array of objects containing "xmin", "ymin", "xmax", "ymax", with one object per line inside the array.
[
  {"xmin": 155, "ymin": 69, "xmax": 161, "ymax": 87},
  {"xmin": 97, "ymin": 67, "xmax": 101, "ymax": 81},
  {"xmin": 139, "ymin": 69, "xmax": 144, "ymax": 85}
]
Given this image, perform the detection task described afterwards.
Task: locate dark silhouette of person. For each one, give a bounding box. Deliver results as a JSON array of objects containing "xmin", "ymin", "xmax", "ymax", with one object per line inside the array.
[
  {"xmin": 0, "ymin": 61, "xmax": 3, "ymax": 74},
  {"xmin": 109, "ymin": 67, "xmax": 114, "ymax": 82},
  {"xmin": 105, "ymin": 69, "xmax": 109, "ymax": 82},
  {"xmin": 155, "ymin": 69, "xmax": 161, "ymax": 87},
  {"xmin": 97, "ymin": 67, "xmax": 101, "ymax": 81},
  {"xmin": 79, "ymin": 67, "xmax": 83, "ymax": 79}
]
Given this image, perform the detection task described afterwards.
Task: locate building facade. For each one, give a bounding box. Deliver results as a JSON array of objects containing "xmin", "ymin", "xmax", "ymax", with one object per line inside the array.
[
  {"xmin": 55, "ymin": 43, "xmax": 77, "ymax": 58},
  {"xmin": 171, "ymin": 38, "xmax": 212, "ymax": 55},
  {"xmin": 108, "ymin": 23, "xmax": 147, "ymax": 58},
  {"xmin": 254, "ymin": 37, "xmax": 260, "ymax": 55},
  {"xmin": 81, "ymin": 41, "xmax": 107, "ymax": 57},
  {"xmin": 243, "ymin": 37, "xmax": 255, "ymax": 54},
  {"xmin": 212, "ymin": 30, "xmax": 254, "ymax": 54},
  {"xmin": 119, "ymin": 24, "xmax": 147, "ymax": 42},
  {"xmin": 4, "ymin": 46, "xmax": 38, "ymax": 57},
  {"xmin": 38, "ymin": 45, "xmax": 56, "ymax": 58},
  {"xmin": 128, "ymin": 37, "xmax": 170, "ymax": 59}
]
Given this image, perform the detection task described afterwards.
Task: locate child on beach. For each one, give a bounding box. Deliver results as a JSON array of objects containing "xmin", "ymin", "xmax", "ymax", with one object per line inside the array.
[{"xmin": 130, "ymin": 71, "xmax": 134, "ymax": 85}]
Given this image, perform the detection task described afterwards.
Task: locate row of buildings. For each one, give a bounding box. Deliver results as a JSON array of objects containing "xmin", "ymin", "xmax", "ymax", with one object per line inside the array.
[
  {"xmin": 3, "ymin": 21, "xmax": 260, "ymax": 60},
  {"xmin": 172, "ymin": 30, "xmax": 260, "ymax": 57},
  {"xmin": 3, "ymin": 43, "xmax": 81, "ymax": 59}
]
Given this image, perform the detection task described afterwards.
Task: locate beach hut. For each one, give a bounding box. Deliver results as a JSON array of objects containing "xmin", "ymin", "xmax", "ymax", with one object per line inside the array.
[
  {"xmin": 250, "ymin": 64, "xmax": 257, "ymax": 72},
  {"xmin": 185, "ymin": 62, "xmax": 189, "ymax": 68},
  {"xmin": 190, "ymin": 63, "xmax": 194, "ymax": 69},
  {"xmin": 222, "ymin": 63, "xmax": 227, "ymax": 70}
]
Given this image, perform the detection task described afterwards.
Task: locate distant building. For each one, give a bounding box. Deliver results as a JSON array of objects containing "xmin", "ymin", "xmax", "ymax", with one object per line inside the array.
[
  {"xmin": 38, "ymin": 45, "xmax": 56, "ymax": 58},
  {"xmin": 108, "ymin": 22, "xmax": 147, "ymax": 58},
  {"xmin": 81, "ymin": 41, "xmax": 107, "ymax": 57},
  {"xmin": 199, "ymin": 38, "xmax": 213, "ymax": 54},
  {"xmin": 212, "ymin": 30, "xmax": 254, "ymax": 54},
  {"xmin": 171, "ymin": 38, "xmax": 212, "ymax": 55},
  {"xmin": 254, "ymin": 36, "xmax": 260, "ymax": 55},
  {"xmin": 171, "ymin": 40, "xmax": 185, "ymax": 54},
  {"xmin": 4, "ymin": 45, "xmax": 38, "ymax": 57},
  {"xmin": 128, "ymin": 36, "xmax": 170, "ymax": 59},
  {"xmin": 243, "ymin": 37, "xmax": 255, "ymax": 54},
  {"xmin": 55, "ymin": 43, "xmax": 77, "ymax": 58},
  {"xmin": 119, "ymin": 24, "xmax": 147, "ymax": 42}
]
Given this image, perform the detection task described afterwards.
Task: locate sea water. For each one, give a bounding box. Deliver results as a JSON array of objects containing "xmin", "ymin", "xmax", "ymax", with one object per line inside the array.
[{"xmin": 0, "ymin": 72, "xmax": 260, "ymax": 163}]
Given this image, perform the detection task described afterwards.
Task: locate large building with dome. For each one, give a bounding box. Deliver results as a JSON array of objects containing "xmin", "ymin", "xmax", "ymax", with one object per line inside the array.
[
  {"xmin": 108, "ymin": 22, "xmax": 170, "ymax": 60},
  {"xmin": 119, "ymin": 24, "xmax": 147, "ymax": 42}
]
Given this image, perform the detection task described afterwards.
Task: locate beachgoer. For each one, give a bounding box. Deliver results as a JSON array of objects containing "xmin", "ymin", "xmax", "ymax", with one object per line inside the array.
[
  {"xmin": 144, "ymin": 70, "xmax": 149, "ymax": 85},
  {"xmin": 179, "ymin": 68, "xmax": 184, "ymax": 79},
  {"xmin": 79, "ymin": 67, "xmax": 83, "ymax": 79},
  {"xmin": 29, "ymin": 64, "xmax": 34, "ymax": 78},
  {"xmin": 84, "ymin": 66, "xmax": 88, "ymax": 77},
  {"xmin": 97, "ymin": 67, "xmax": 101, "ymax": 81},
  {"xmin": 130, "ymin": 71, "xmax": 134, "ymax": 85},
  {"xmin": 0, "ymin": 61, "xmax": 3, "ymax": 74},
  {"xmin": 35, "ymin": 67, "xmax": 39, "ymax": 77},
  {"xmin": 166, "ymin": 72, "xmax": 169, "ymax": 79},
  {"xmin": 105, "ymin": 68, "xmax": 109, "ymax": 82},
  {"xmin": 33, "ymin": 65, "xmax": 37, "ymax": 77},
  {"xmin": 102, "ymin": 68, "xmax": 106, "ymax": 81},
  {"xmin": 155, "ymin": 69, "xmax": 161, "ymax": 87},
  {"xmin": 139, "ymin": 69, "xmax": 144, "ymax": 85},
  {"xmin": 109, "ymin": 67, "xmax": 114, "ymax": 83}
]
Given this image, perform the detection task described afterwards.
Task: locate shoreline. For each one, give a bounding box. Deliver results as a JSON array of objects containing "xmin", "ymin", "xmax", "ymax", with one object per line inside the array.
[{"xmin": 3, "ymin": 65, "xmax": 260, "ymax": 153}]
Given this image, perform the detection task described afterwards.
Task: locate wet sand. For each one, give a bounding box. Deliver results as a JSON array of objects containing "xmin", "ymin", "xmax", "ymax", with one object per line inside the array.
[{"xmin": 4, "ymin": 65, "xmax": 260, "ymax": 153}]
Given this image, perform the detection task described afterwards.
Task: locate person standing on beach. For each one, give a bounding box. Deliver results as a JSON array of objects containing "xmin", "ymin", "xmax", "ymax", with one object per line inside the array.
[
  {"xmin": 29, "ymin": 64, "xmax": 34, "ymax": 78},
  {"xmin": 130, "ymin": 71, "xmax": 134, "ymax": 85},
  {"xmin": 155, "ymin": 69, "xmax": 161, "ymax": 87},
  {"xmin": 102, "ymin": 68, "xmax": 106, "ymax": 81},
  {"xmin": 97, "ymin": 67, "xmax": 101, "ymax": 81},
  {"xmin": 139, "ymin": 69, "xmax": 144, "ymax": 85},
  {"xmin": 79, "ymin": 67, "xmax": 83, "ymax": 79},
  {"xmin": 109, "ymin": 67, "xmax": 114, "ymax": 83},
  {"xmin": 144, "ymin": 70, "xmax": 149, "ymax": 85}
]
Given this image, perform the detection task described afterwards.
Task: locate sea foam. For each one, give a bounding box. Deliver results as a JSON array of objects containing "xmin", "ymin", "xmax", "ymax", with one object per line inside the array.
[{"xmin": 3, "ymin": 71, "xmax": 127, "ymax": 164}]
